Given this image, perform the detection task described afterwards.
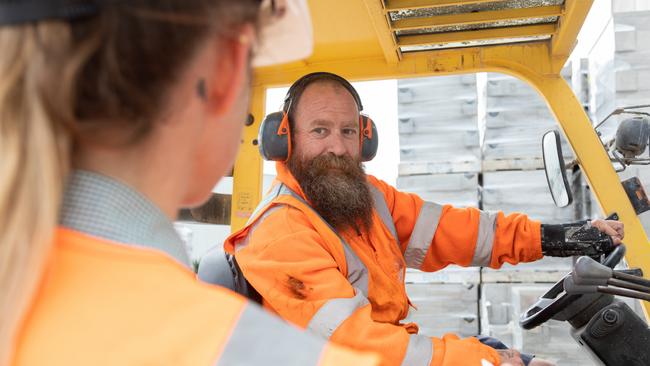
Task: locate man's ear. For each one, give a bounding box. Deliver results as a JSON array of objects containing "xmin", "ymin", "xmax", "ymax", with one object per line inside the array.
[{"xmin": 206, "ymin": 24, "xmax": 255, "ymax": 117}]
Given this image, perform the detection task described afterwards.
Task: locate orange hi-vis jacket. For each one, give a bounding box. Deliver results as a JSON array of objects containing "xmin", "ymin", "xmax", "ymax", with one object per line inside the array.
[
  {"xmin": 224, "ymin": 163, "xmax": 543, "ymax": 366},
  {"xmin": 13, "ymin": 228, "xmax": 379, "ymax": 366}
]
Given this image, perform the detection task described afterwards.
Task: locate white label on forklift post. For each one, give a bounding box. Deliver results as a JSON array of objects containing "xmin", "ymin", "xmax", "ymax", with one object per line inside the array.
[{"xmin": 481, "ymin": 360, "xmax": 494, "ymax": 366}]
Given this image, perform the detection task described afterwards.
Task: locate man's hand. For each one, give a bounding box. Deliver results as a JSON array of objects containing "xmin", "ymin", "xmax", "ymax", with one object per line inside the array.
[
  {"xmin": 497, "ymin": 350, "xmax": 557, "ymax": 366},
  {"xmin": 590, "ymin": 219, "xmax": 624, "ymax": 245},
  {"xmin": 497, "ymin": 349, "xmax": 524, "ymax": 366}
]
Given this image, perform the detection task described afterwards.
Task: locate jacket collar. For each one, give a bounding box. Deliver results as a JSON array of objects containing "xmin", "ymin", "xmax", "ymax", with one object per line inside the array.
[
  {"xmin": 275, "ymin": 162, "xmax": 309, "ymax": 200},
  {"xmin": 60, "ymin": 170, "xmax": 190, "ymax": 267}
]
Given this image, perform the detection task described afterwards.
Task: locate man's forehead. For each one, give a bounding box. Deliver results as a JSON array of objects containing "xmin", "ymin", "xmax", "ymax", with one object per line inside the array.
[{"xmin": 296, "ymin": 82, "xmax": 359, "ymax": 112}]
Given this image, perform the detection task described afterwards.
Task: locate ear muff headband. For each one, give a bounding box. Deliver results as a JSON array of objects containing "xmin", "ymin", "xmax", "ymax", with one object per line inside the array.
[
  {"xmin": 259, "ymin": 72, "xmax": 378, "ymax": 162},
  {"xmin": 282, "ymin": 72, "xmax": 364, "ymax": 114}
]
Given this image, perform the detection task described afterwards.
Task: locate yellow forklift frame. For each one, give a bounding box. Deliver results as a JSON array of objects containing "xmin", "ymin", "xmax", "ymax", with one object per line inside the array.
[{"xmin": 232, "ymin": 0, "xmax": 650, "ymax": 317}]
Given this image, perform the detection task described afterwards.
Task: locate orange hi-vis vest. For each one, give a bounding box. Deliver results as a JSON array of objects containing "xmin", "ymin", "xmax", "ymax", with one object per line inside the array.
[
  {"xmin": 224, "ymin": 163, "xmax": 543, "ymax": 366},
  {"xmin": 12, "ymin": 228, "xmax": 380, "ymax": 366}
]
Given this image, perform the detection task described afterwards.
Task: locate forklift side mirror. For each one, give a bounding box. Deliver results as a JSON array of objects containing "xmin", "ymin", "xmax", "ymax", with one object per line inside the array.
[{"xmin": 542, "ymin": 130, "xmax": 573, "ymax": 208}]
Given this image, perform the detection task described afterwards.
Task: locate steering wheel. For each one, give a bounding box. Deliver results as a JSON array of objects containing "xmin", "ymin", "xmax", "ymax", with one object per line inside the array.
[{"xmin": 519, "ymin": 244, "xmax": 626, "ymax": 330}]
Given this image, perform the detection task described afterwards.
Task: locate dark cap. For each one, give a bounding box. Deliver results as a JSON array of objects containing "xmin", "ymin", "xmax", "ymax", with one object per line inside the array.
[{"xmin": 0, "ymin": 0, "xmax": 101, "ymax": 25}]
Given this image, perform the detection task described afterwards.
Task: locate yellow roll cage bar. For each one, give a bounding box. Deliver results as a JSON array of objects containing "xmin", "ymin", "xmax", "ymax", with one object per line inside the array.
[{"xmin": 233, "ymin": 0, "xmax": 650, "ymax": 317}]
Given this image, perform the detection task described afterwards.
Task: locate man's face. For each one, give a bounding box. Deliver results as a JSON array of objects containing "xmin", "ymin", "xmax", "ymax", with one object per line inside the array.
[
  {"xmin": 291, "ymin": 81, "xmax": 361, "ymax": 162},
  {"xmin": 288, "ymin": 80, "xmax": 374, "ymax": 232}
]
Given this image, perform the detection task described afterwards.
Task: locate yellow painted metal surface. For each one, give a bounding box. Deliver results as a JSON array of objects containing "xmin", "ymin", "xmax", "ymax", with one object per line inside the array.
[
  {"xmin": 363, "ymin": 0, "xmax": 401, "ymax": 63},
  {"xmin": 231, "ymin": 0, "xmax": 650, "ymax": 316},
  {"xmin": 230, "ymin": 86, "xmax": 265, "ymax": 231},
  {"xmin": 550, "ymin": 0, "xmax": 594, "ymax": 72}
]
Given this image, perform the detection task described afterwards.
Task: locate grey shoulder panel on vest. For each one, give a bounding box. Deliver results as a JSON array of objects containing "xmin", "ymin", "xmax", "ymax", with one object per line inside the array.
[{"xmin": 216, "ymin": 303, "xmax": 325, "ymax": 365}]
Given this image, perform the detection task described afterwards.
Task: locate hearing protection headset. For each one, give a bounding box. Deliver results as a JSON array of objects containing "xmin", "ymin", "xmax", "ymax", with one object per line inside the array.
[{"xmin": 258, "ymin": 72, "xmax": 378, "ymax": 162}]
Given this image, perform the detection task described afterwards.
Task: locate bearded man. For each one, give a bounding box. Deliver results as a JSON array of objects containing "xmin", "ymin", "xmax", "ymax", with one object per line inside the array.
[{"xmin": 201, "ymin": 72, "xmax": 624, "ymax": 366}]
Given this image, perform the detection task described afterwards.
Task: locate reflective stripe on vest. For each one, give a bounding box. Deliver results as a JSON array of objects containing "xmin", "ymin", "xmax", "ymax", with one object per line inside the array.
[
  {"xmin": 217, "ymin": 302, "xmax": 325, "ymax": 365},
  {"xmin": 471, "ymin": 210, "xmax": 498, "ymax": 267},
  {"xmin": 368, "ymin": 185, "xmax": 400, "ymax": 246},
  {"xmin": 246, "ymin": 183, "xmax": 285, "ymax": 225},
  {"xmin": 401, "ymin": 334, "xmax": 434, "ymax": 366},
  {"xmin": 307, "ymin": 288, "xmax": 369, "ymax": 339},
  {"xmin": 404, "ymin": 202, "xmax": 443, "ymax": 269}
]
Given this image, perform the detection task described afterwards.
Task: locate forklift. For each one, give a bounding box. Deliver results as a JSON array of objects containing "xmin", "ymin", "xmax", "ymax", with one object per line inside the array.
[{"xmin": 195, "ymin": 1, "xmax": 650, "ymax": 364}]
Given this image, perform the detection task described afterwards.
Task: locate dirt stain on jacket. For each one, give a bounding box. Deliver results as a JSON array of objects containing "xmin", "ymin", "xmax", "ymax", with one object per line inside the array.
[{"xmin": 286, "ymin": 276, "xmax": 312, "ymax": 299}]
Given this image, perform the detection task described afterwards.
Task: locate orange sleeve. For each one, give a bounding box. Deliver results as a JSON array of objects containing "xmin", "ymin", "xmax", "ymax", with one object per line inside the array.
[
  {"xmin": 235, "ymin": 206, "xmax": 501, "ymax": 366},
  {"xmin": 369, "ymin": 176, "xmax": 542, "ymax": 272}
]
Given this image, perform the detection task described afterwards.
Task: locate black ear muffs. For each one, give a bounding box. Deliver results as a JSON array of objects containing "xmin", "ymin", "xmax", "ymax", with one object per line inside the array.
[
  {"xmin": 259, "ymin": 111, "xmax": 378, "ymax": 162},
  {"xmin": 360, "ymin": 114, "xmax": 378, "ymax": 162},
  {"xmin": 259, "ymin": 111, "xmax": 291, "ymax": 161}
]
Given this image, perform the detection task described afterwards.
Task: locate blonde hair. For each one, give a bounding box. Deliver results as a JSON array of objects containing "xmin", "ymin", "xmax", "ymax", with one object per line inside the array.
[
  {"xmin": 0, "ymin": 1, "xmax": 259, "ymax": 363},
  {"xmin": 0, "ymin": 22, "xmax": 80, "ymax": 364}
]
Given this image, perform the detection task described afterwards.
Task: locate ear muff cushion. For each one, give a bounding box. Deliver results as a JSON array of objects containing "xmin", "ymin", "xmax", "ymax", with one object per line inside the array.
[
  {"xmin": 259, "ymin": 111, "xmax": 290, "ymax": 161},
  {"xmin": 360, "ymin": 114, "xmax": 378, "ymax": 162}
]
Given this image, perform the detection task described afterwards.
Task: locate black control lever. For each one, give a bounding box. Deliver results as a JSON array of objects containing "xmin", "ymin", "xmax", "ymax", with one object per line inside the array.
[{"xmin": 565, "ymin": 255, "xmax": 650, "ymax": 302}]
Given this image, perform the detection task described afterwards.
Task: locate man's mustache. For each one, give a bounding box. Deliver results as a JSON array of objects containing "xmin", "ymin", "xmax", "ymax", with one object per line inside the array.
[{"xmin": 307, "ymin": 154, "xmax": 361, "ymax": 173}]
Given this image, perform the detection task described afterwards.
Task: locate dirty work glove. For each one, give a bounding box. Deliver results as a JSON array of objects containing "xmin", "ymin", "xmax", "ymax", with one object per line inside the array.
[{"xmin": 541, "ymin": 220, "xmax": 617, "ymax": 257}]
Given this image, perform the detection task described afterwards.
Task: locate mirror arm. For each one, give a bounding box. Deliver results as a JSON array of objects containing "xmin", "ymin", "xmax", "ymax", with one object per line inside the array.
[
  {"xmin": 564, "ymin": 158, "xmax": 578, "ymax": 170},
  {"xmin": 594, "ymin": 104, "xmax": 650, "ymax": 131},
  {"xmin": 611, "ymin": 150, "xmax": 628, "ymax": 173},
  {"xmin": 623, "ymin": 104, "xmax": 650, "ymax": 111}
]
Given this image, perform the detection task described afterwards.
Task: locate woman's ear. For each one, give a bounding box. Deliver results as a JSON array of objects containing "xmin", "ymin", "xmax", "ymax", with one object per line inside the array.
[{"xmin": 205, "ymin": 24, "xmax": 255, "ymax": 117}]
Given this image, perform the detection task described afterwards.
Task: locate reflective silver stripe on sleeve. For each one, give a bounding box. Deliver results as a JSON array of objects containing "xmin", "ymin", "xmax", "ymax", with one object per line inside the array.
[
  {"xmin": 404, "ymin": 201, "xmax": 443, "ymax": 269},
  {"xmin": 217, "ymin": 303, "xmax": 325, "ymax": 366},
  {"xmin": 471, "ymin": 210, "xmax": 499, "ymax": 267},
  {"xmin": 307, "ymin": 288, "xmax": 370, "ymax": 339},
  {"xmin": 401, "ymin": 334, "xmax": 433, "ymax": 366},
  {"xmin": 278, "ymin": 184, "xmax": 369, "ymax": 296},
  {"xmin": 369, "ymin": 185, "xmax": 399, "ymax": 246}
]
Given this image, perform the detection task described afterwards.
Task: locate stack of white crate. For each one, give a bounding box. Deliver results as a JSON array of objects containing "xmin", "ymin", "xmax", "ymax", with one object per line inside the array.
[
  {"xmin": 478, "ymin": 71, "xmax": 597, "ymax": 364},
  {"xmin": 396, "ymin": 74, "xmax": 481, "ymax": 207},
  {"xmin": 613, "ymin": 1, "xmax": 650, "ymax": 109},
  {"xmin": 480, "ymin": 71, "xmax": 579, "ymax": 277},
  {"xmin": 482, "ymin": 72, "xmax": 576, "ymax": 224},
  {"xmin": 397, "ymin": 69, "xmax": 601, "ymax": 364},
  {"xmin": 613, "ymin": 2, "xmax": 650, "ymax": 233},
  {"xmin": 398, "ymin": 75, "xmax": 482, "ymax": 338}
]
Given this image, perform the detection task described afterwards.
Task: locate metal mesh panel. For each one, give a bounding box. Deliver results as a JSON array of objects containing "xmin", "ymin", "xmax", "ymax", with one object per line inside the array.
[
  {"xmin": 398, "ymin": 35, "xmax": 551, "ymax": 52},
  {"xmin": 388, "ymin": 0, "xmax": 564, "ymax": 21},
  {"xmin": 395, "ymin": 16, "xmax": 558, "ymax": 35}
]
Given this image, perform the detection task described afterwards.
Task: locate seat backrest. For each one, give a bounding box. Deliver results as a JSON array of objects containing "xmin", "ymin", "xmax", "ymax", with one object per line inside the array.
[{"xmin": 197, "ymin": 247, "xmax": 262, "ymax": 303}]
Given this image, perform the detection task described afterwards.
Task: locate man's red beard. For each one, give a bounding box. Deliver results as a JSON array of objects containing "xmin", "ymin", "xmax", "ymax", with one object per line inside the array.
[{"xmin": 288, "ymin": 153, "xmax": 374, "ymax": 233}]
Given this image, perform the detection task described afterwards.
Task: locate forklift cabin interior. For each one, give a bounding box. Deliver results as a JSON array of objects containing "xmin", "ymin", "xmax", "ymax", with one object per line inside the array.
[{"xmin": 231, "ymin": 0, "xmax": 650, "ymax": 363}]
